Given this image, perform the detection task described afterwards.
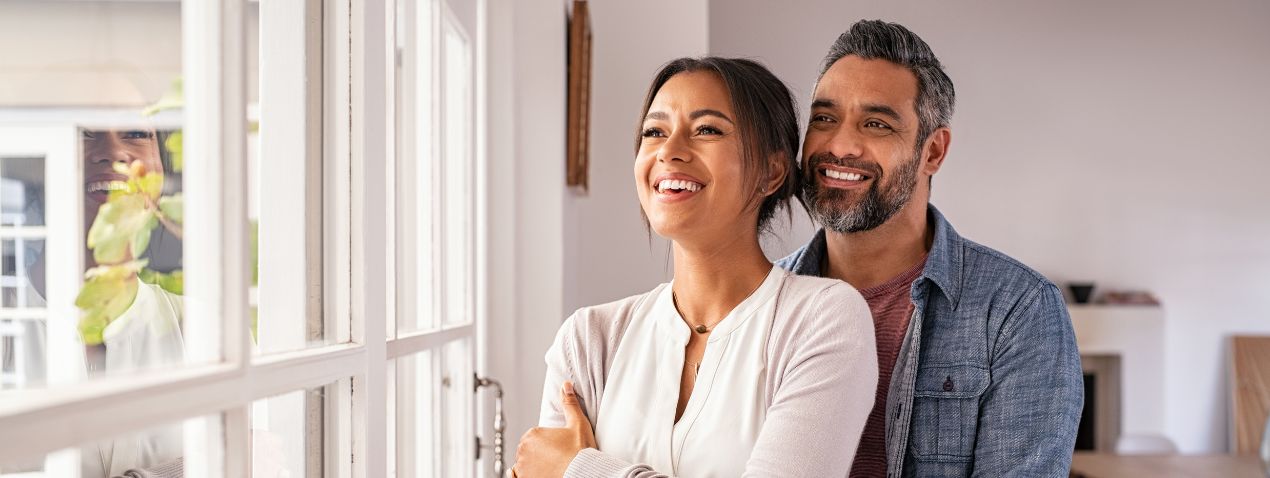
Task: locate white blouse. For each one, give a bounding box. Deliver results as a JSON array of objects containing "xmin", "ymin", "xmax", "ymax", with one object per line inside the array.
[
  {"xmin": 594, "ymin": 266, "xmax": 791, "ymax": 477},
  {"xmin": 538, "ymin": 266, "xmax": 877, "ymax": 478}
]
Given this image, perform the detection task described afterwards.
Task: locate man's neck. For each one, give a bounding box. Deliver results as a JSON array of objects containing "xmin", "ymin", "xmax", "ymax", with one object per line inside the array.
[{"xmin": 823, "ymin": 201, "xmax": 932, "ymax": 291}]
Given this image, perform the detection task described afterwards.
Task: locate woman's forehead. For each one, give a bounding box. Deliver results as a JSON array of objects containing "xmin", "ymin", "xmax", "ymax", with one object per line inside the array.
[{"xmin": 650, "ymin": 71, "xmax": 733, "ymax": 115}]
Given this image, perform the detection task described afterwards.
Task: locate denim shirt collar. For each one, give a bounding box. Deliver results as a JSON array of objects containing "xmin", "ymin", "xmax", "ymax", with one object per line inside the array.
[{"xmin": 780, "ymin": 203, "xmax": 964, "ymax": 309}]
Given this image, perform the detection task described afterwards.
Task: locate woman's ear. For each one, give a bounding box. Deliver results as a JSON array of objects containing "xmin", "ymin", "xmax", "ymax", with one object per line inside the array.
[{"xmin": 762, "ymin": 152, "xmax": 789, "ymax": 195}]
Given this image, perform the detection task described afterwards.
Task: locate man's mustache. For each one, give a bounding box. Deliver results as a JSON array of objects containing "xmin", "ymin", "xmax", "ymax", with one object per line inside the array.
[{"xmin": 804, "ymin": 152, "xmax": 884, "ymax": 180}]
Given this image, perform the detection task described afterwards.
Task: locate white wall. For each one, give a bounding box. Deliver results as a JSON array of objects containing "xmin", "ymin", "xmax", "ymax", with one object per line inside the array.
[
  {"xmin": 560, "ymin": 0, "xmax": 710, "ymax": 314},
  {"xmin": 709, "ymin": 0, "xmax": 1270, "ymax": 454},
  {"xmin": 481, "ymin": 0, "xmax": 567, "ymax": 465}
]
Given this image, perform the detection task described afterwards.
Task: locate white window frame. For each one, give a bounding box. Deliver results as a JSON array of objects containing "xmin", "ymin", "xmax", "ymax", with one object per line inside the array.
[
  {"xmin": 0, "ymin": 0, "xmax": 360, "ymax": 476},
  {"xmin": 0, "ymin": 126, "xmax": 82, "ymax": 391},
  {"xmin": 0, "ymin": 0, "xmax": 492, "ymax": 475}
]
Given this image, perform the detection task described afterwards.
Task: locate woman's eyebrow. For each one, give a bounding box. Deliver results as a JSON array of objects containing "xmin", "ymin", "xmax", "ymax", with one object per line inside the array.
[
  {"xmin": 644, "ymin": 109, "xmax": 735, "ymax": 125},
  {"xmin": 688, "ymin": 109, "xmax": 734, "ymax": 125},
  {"xmin": 644, "ymin": 111, "xmax": 669, "ymax": 122}
]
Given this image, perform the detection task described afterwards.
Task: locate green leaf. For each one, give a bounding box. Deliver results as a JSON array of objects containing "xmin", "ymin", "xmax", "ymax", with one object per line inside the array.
[
  {"xmin": 165, "ymin": 130, "xmax": 183, "ymax": 173},
  {"xmin": 250, "ymin": 307, "xmax": 259, "ymax": 344},
  {"xmin": 251, "ymin": 220, "xmax": 259, "ymax": 286},
  {"xmin": 138, "ymin": 172, "xmax": 164, "ymax": 200},
  {"xmin": 159, "ymin": 193, "xmax": 184, "ymax": 226},
  {"xmin": 75, "ymin": 263, "xmax": 142, "ymax": 345},
  {"xmin": 88, "ymin": 195, "xmax": 156, "ymax": 264},
  {"xmin": 139, "ymin": 268, "xmax": 184, "ymax": 296},
  {"xmin": 143, "ymin": 78, "xmax": 184, "ymax": 116},
  {"xmin": 131, "ymin": 213, "xmax": 158, "ymax": 259}
]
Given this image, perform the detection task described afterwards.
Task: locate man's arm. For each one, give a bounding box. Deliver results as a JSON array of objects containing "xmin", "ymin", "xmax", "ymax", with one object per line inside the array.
[{"xmin": 972, "ymin": 283, "xmax": 1083, "ymax": 476}]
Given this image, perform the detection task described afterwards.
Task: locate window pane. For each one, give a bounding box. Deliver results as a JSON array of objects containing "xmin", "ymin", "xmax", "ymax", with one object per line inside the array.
[
  {"xmin": 441, "ymin": 18, "xmax": 473, "ymax": 328},
  {"xmin": 250, "ymin": 0, "xmax": 334, "ymax": 355},
  {"xmin": 395, "ymin": 2, "xmax": 476, "ymax": 334},
  {"xmin": 0, "ymin": 0, "xmax": 211, "ymax": 391},
  {"xmin": 0, "ymin": 414, "xmax": 222, "ymax": 478},
  {"xmin": 1, "ymin": 157, "xmax": 45, "ymax": 227},
  {"xmin": 395, "ymin": 0, "xmax": 439, "ymax": 335},
  {"xmin": 391, "ymin": 338, "xmax": 472, "ymax": 477},
  {"xmin": 252, "ymin": 384, "xmax": 333, "ymax": 478},
  {"xmin": 1, "ymin": 239, "xmax": 43, "ymax": 309}
]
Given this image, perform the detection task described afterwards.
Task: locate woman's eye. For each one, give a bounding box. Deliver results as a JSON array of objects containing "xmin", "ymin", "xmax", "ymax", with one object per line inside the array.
[
  {"xmin": 696, "ymin": 125, "xmax": 722, "ymax": 135},
  {"xmin": 121, "ymin": 130, "xmax": 155, "ymax": 140},
  {"xmin": 641, "ymin": 128, "xmax": 665, "ymax": 138}
]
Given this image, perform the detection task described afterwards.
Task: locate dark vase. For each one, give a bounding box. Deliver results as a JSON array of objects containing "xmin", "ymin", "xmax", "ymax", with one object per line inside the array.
[{"xmin": 1068, "ymin": 282, "xmax": 1096, "ymax": 304}]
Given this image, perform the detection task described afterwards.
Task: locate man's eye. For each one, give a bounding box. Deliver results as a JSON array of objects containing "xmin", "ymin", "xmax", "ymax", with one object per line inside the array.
[
  {"xmin": 641, "ymin": 128, "xmax": 665, "ymax": 138},
  {"xmin": 696, "ymin": 125, "xmax": 722, "ymax": 135},
  {"xmin": 864, "ymin": 120, "xmax": 891, "ymax": 130},
  {"xmin": 810, "ymin": 114, "xmax": 835, "ymax": 124}
]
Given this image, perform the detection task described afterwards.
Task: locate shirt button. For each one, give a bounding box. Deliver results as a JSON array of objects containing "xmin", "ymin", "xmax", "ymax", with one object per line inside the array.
[{"xmin": 943, "ymin": 376, "xmax": 955, "ymax": 392}]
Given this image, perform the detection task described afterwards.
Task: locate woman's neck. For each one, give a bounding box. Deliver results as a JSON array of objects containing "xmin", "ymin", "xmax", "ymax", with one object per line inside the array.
[{"xmin": 669, "ymin": 230, "xmax": 773, "ymax": 327}]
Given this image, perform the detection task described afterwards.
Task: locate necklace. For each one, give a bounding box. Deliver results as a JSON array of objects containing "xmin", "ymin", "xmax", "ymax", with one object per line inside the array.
[{"xmin": 672, "ymin": 291, "xmax": 726, "ymax": 334}]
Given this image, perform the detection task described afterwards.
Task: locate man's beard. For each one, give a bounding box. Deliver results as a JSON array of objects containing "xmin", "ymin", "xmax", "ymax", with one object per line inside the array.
[{"xmin": 800, "ymin": 149, "xmax": 921, "ymax": 233}]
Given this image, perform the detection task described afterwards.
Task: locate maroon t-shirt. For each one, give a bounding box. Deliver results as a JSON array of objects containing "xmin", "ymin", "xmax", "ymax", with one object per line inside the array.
[{"xmin": 850, "ymin": 257, "xmax": 926, "ymax": 477}]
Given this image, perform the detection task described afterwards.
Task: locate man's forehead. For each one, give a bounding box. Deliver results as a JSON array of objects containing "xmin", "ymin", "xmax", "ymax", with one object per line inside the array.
[{"xmin": 813, "ymin": 56, "xmax": 918, "ymax": 112}]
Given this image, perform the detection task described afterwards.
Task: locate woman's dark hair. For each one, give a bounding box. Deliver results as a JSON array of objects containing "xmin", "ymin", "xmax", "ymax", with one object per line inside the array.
[{"xmin": 636, "ymin": 57, "xmax": 801, "ymax": 234}]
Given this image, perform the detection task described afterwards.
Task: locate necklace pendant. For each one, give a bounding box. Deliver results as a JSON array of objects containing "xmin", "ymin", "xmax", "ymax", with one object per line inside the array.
[{"xmin": 694, "ymin": 324, "xmax": 709, "ymax": 334}]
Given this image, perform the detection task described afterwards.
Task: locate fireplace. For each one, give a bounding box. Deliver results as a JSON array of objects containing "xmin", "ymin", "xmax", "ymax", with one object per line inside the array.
[
  {"xmin": 1076, "ymin": 354, "xmax": 1121, "ymax": 452},
  {"xmin": 1068, "ymin": 304, "xmax": 1166, "ymax": 451}
]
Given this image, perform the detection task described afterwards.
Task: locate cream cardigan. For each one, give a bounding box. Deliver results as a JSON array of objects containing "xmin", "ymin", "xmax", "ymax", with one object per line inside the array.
[{"xmin": 537, "ymin": 268, "xmax": 877, "ymax": 477}]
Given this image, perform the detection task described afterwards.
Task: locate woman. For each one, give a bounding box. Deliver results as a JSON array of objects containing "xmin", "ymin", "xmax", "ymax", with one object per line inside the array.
[{"xmin": 513, "ymin": 58, "xmax": 877, "ymax": 477}]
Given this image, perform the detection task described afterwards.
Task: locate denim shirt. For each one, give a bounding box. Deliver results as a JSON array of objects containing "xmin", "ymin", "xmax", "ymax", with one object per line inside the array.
[{"xmin": 776, "ymin": 205, "xmax": 1083, "ymax": 477}]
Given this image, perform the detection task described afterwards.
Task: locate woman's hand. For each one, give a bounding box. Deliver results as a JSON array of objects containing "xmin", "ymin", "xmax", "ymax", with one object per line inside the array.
[{"xmin": 511, "ymin": 381, "xmax": 597, "ymax": 478}]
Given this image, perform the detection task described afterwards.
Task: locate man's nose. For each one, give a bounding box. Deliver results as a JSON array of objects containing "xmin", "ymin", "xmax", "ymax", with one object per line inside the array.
[{"xmin": 819, "ymin": 125, "xmax": 865, "ymax": 160}]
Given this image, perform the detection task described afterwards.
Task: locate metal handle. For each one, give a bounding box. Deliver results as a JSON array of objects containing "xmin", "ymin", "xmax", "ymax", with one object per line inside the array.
[{"xmin": 475, "ymin": 374, "xmax": 506, "ymax": 477}]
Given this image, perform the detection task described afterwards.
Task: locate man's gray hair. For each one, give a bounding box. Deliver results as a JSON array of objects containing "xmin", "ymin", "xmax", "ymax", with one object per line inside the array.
[{"xmin": 818, "ymin": 20, "xmax": 955, "ymax": 145}]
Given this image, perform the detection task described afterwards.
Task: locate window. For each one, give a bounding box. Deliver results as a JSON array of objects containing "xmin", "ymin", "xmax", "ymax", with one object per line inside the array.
[
  {"xmin": 0, "ymin": 0, "xmax": 493, "ymax": 476},
  {"xmin": 389, "ymin": 0, "xmax": 488, "ymax": 474}
]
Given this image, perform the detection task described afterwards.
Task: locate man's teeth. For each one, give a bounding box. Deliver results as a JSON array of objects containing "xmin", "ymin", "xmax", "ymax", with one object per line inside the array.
[
  {"xmin": 824, "ymin": 169, "xmax": 866, "ymax": 181},
  {"xmin": 657, "ymin": 179, "xmax": 702, "ymax": 193},
  {"xmin": 87, "ymin": 181, "xmax": 127, "ymax": 193}
]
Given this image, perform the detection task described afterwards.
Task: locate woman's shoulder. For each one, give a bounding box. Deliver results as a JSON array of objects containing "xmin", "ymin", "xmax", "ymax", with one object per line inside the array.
[
  {"xmin": 555, "ymin": 283, "xmax": 667, "ymax": 351},
  {"xmin": 778, "ymin": 273, "xmax": 867, "ymax": 309},
  {"xmin": 773, "ymin": 272, "xmax": 872, "ymax": 330}
]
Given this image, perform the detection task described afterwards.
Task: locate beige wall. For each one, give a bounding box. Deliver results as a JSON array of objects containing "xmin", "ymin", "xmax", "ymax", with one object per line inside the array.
[{"xmin": 0, "ymin": 1, "xmax": 259, "ymax": 108}]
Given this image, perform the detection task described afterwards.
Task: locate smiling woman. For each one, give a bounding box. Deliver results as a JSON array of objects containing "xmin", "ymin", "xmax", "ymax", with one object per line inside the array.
[{"xmin": 512, "ymin": 57, "xmax": 878, "ymax": 478}]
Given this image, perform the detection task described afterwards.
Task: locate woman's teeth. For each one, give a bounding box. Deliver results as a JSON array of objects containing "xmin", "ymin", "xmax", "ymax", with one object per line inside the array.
[
  {"xmin": 87, "ymin": 181, "xmax": 127, "ymax": 193},
  {"xmin": 823, "ymin": 169, "xmax": 866, "ymax": 181},
  {"xmin": 657, "ymin": 179, "xmax": 702, "ymax": 193}
]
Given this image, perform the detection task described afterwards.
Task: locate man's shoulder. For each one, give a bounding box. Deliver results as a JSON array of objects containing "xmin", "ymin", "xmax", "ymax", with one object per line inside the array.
[
  {"xmin": 956, "ymin": 236, "xmax": 1057, "ymax": 300},
  {"xmin": 950, "ymin": 236, "xmax": 1071, "ymax": 345}
]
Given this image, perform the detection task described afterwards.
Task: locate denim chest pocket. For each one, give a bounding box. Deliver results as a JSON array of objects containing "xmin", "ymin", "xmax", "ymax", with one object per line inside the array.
[{"xmin": 910, "ymin": 364, "xmax": 990, "ymax": 462}]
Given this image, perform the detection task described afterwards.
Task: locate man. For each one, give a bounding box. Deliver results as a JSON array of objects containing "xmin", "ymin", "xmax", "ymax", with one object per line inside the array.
[{"xmin": 776, "ymin": 20, "xmax": 1083, "ymax": 477}]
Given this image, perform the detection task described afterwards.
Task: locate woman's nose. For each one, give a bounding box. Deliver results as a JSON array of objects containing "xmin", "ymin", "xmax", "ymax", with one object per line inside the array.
[
  {"xmin": 656, "ymin": 131, "xmax": 692, "ymax": 163},
  {"xmin": 86, "ymin": 134, "xmax": 130, "ymax": 165}
]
